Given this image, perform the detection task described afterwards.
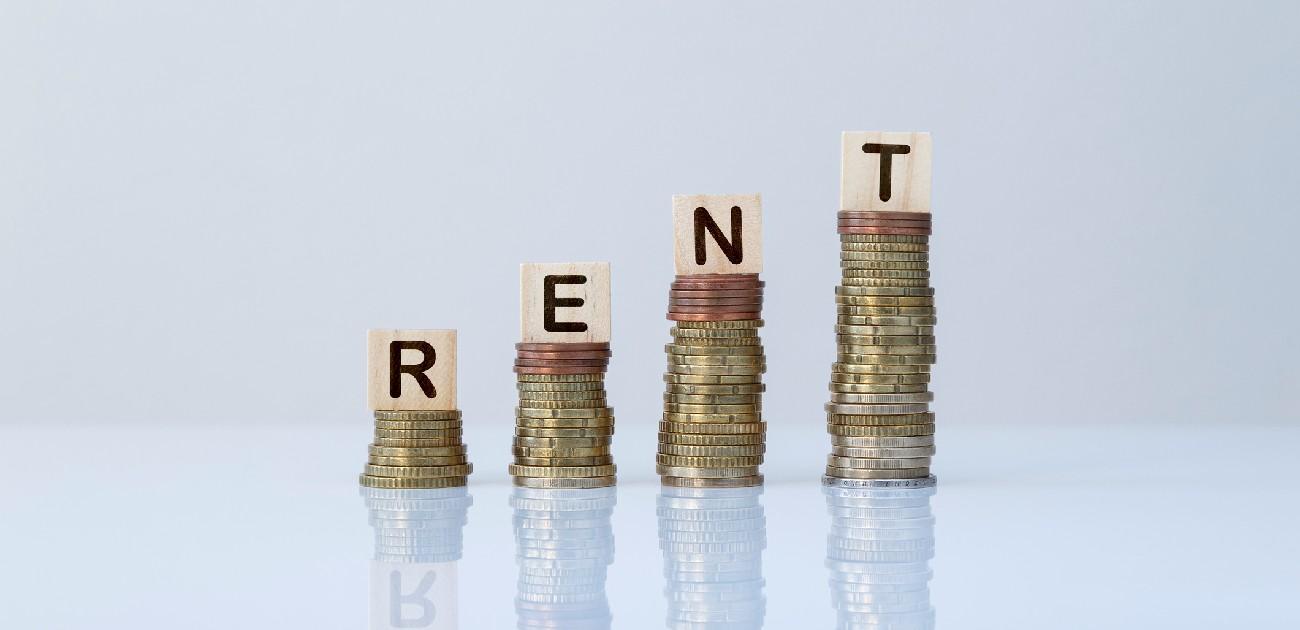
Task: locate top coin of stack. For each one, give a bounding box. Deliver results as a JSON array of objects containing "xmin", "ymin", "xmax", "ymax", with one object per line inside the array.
[
  {"xmin": 660, "ymin": 194, "xmax": 767, "ymax": 488},
  {"xmin": 825, "ymin": 132, "xmax": 936, "ymax": 483},
  {"xmin": 512, "ymin": 263, "xmax": 617, "ymax": 489},
  {"xmin": 360, "ymin": 330, "xmax": 473, "ymax": 489}
]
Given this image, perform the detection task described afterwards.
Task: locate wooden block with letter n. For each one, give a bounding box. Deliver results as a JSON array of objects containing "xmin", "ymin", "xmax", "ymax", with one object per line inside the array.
[
  {"xmin": 840, "ymin": 131, "xmax": 932, "ymax": 214},
  {"xmin": 672, "ymin": 193, "xmax": 763, "ymax": 275},
  {"xmin": 367, "ymin": 329, "xmax": 457, "ymax": 411},
  {"xmin": 520, "ymin": 262, "xmax": 611, "ymax": 343}
]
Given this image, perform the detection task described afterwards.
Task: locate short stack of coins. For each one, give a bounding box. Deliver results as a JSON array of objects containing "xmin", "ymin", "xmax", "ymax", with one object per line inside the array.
[
  {"xmin": 823, "ymin": 479, "xmax": 936, "ymax": 629},
  {"xmin": 512, "ymin": 486, "xmax": 617, "ymax": 629},
  {"xmin": 658, "ymin": 486, "xmax": 767, "ymax": 628},
  {"xmin": 659, "ymin": 273, "xmax": 767, "ymax": 488},
  {"xmin": 825, "ymin": 211, "xmax": 936, "ymax": 482},
  {"xmin": 361, "ymin": 409, "xmax": 474, "ymax": 489},
  {"xmin": 361, "ymin": 485, "xmax": 474, "ymax": 564},
  {"xmin": 510, "ymin": 342, "xmax": 617, "ymax": 489}
]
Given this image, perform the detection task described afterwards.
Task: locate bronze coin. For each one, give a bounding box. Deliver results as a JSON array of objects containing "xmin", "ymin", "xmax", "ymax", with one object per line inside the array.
[
  {"xmin": 667, "ymin": 312, "xmax": 762, "ymax": 321},
  {"xmin": 515, "ymin": 342, "xmax": 610, "ymax": 351},
  {"xmin": 515, "ymin": 350, "xmax": 612, "ymax": 360},
  {"xmin": 668, "ymin": 289, "xmax": 764, "ymax": 298},
  {"xmin": 514, "ymin": 358, "xmax": 609, "ymax": 367},
  {"xmin": 668, "ymin": 303, "xmax": 765, "ymax": 313},
  {"xmin": 838, "ymin": 226, "xmax": 932, "ymax": 236},
  {"xmin": 838, "ymin": 211, "xmax": 932, "ymax": 220},
  {"xmin": 513, "ymin": 365, "xmax": 607, "ymax": 375},
  {"xmin": 838, "ymin": 219, "xmax": 933, "ymax": 228},
  {"xmin": 668, "ymin": 297, "xmax": 764, "ymax": 306}
]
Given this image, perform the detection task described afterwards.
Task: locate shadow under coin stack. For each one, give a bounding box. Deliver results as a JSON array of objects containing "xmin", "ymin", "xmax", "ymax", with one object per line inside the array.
[
  {"xmin": 659, "ymin": 274, "xmax": 767, "ymax": 488},
  {"xmin": 824, "ymin": 479, "xmax": 936, "ymax": 630},
  {"xmin": 512, "ymin": 486, "xmax": 617, "ymax": 630},
  {"xmin": 658, "ymin": 486, "xmax": 767, "ymax": 629},
  {"xmin": 511, "ymin": 343, "xmax": 617, "ymax": 489},
  {"xmin": 360, "ymin": 410, "xmax": 473, "ymax": 489},
  {"xmin": 825, "ymin": 211, "xmax": 936, "ymax": 483}
]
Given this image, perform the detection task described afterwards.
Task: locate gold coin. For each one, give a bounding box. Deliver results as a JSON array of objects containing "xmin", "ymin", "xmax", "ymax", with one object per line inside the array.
[
  {"xmin": 827, "ymin": 424, "xmax": 934, "ymax": 437},
  {"xmin": 828, "ymin": 455, "xmax": 933, "ymax": 469},
  {"xmin": 660, "ymin": 421, "xmax": 766, "ymax": 434},
  {"xmin": 836, "ymin": 354, "xmax": 936, "ymax": 366},
  {"xmin": 839, "ymin": 242, "xmax": 929, "ymax": 252},
  {"xmin": 514, "ymin": 436, "xmax": 610, "ymax": 448},
  {"xmin": 671, "ymin": 327, "xmax": 760, "ymax": 338},
  {"xmin": 832, "ymin": 363, "xmax": 930, "ymax": 375},
  {"xmin": 513, "ymin": 456, "xmax": 614, "ymax": 467},
  {"xmin": 836, "ymin": 286, "xmax": 935, "ymax": 297},
  {"xmin": 840, "ymin": 260, "xmax": 929, "ymax": 271},
  {"xmin": 828, "ymin": 412, "xmax": 935, "ymax": 425},
  {"xmin": 824, "ymin": 466, "xmax": 929, "ymax": 479},
  {"xmin": 841, "ymin": 278, "xmax": 930, "ymax": 287},
  {"xmin": 666, "ymin": 383, "xmax": 766, "ymax": 395},
  {"xmin": 369, "ymin": 444, "xmax": 467, "ymax": 457},
  {"xmin": 515, "ymin": 417, "xmax": 615, "ymax": 429},
  {"xmin": 516, "ymin": 390, "xmax": 608, "ymax": 401},
  {"xmin": 373, "ymin": 419, "xmax": 462, "ymax": 430},
  {"xmin": 839, "ymin": 251, "xmax": 929, "ymax": 262},
  {"xmin": 373, "ymin": 410, "xmax": 462, "ymax": 421},
  {"xmin": 667, "ymin": 365, "xmax": 765, "ymax": 376},
  {"xmin": 840, "ymin": 234, "xmax": 928, "ymax": 244},
  {"xmin": 664, "ymin": 393, "xmax": 763, "ymax": 405},
  {"xmin": 516, "ymin": 407, "xmax": 613, "ymax": 419},
  {"xmin": 656, "ymin": 454, "xmax": 764, "ymax": 467},
  {"xmin": 516, "ymin": 373, "xmax": 604, "ymax": 383},
  {"xmin": 516, "ymin": 381, "xmax": 607, "ymax": 392},
  {"xmin": 364, "ymin": 464, "xmax": 473, "ymax": 478},
  {"xmin": 665, "ymin": 403, "xmax": 762, "ymax": 414},
  {"xmin": 508, "ymin": 464, "xmax": 617, "ymax": 478},
  {"xmin": 513, "ymin": 476, "xmax": 616, "ymax": 489},
  {"xmin": 674, "ymin": 320, "xmax": 764, "ymax": 329},
  {"xmin": 667, "ymin": 337, "xmax": 763, "ymax": 348},
  {"xmin": 830, "ymin": 372, "xmax": 931, "ymax": 384},
  {"xmin": 839, "ymin": 315, "xmax": 938, "ymax": 327},
  {"xmin": 369, "ymin": 455, "xmax": 470, "ymax": 467},
  {"xmin": 829, "ymin": 383, "xmax": 928, "ymax": 394},
  {"xmin": 838, "ymin": 335, "xmax": 937, "ymax": 347},
  {"xmin": 513, "ymin": 446, "xmax": 611, "ymax": 457},
  {"xmin": 359, "ymin": 475, "xmax": 468, "ymax": 489},
  {"xmin": 666, "ymin": 345, "xmax": 765, "ymax": 357},
  {"xmin": 842, "ymin": 269, "xmax": 930, "ymax": 279},
  {"xmin": 658, "ymin": 443, "xmax": 765, "ymax": 457},
  {"xmin": 666, "ymin": 356, "xmax": 767, "ymax": 369},
  {"xmin": 515, "ymin": 426, "xmax": 614, "ymax": 438},
  {"xmin": 373, "ymin": 437, "xmax": 464, "ymax": 447},
  {"xmin": 836, "ymin": 306, "xmax": 937, "ymax": 317},
  {"xmin": 655, "ymin": 465, "xmax": 761, "ymax": 478},
  {"xmin": 658, "ymin": 431, "xmax": 765, "ymax": 446},
  {"xmin": 835, "ymin": 295, "xmax": 935, "ymax": 306},
  {"xmin": 516, "ymin": 398, "xmax": 611, "ymax": 409},
  {"xmin": 836, "ymin": 325, "xmax": 934, "ymax": 336},
  {"xmin": 662, "ymin": 413, "xmax": 762, "ymax": 425},
  {"xmin": 661, "ymin": 475, "xmax": 763, "ymax": 488},
  {"xmin": 663, "ymin": 373, "xmax": 764, "ymax": 385},
  {"xmin": 374, "ymin": 428, "xmax": 462, "ymax": 439},
  {"xmin": 837, "ymin": 345, "xmax": 938, "ymax": 356}
]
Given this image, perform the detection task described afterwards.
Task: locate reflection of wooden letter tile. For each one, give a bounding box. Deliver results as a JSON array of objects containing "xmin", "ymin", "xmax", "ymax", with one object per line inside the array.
[
  {"xmin": 520, "ymin": 262, "xmax": 611, "ymax": 343},
  {"xmin": 840, "ymin": 131, "xmax": 932, "ymax": 214},
  {"xmin": 672, "ymin": 194, "xmax": 763, "ymax": 275},
  {"xmin": 366, "ymin": 329, "xmax": 457, "ymax": 410}
]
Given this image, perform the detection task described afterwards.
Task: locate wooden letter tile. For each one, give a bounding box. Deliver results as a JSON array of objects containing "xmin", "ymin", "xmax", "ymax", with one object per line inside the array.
[
  {"xmin": 840, "ymin": 131, "xmax": 932, "ymax": 214},
  {"xmin": 672, "ymin": 194, "xmax": 763, "ymax": 275},
  {"xmin": 520, "ymin": 262, "xmax": 611, "ymax": 343},
  {"xmin": 367, "ymin": 329, "xmax": 457, "ymax": 411}
]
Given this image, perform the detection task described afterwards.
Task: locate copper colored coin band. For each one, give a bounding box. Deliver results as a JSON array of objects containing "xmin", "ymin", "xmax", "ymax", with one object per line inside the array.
[
  {"xmin": 515, "ymin": 342, "xmax": 610, "ymax": 351},
  {"xmin": 838, "ymin": 219, "xmax": 932, "ymax": 228},
  {"xmin": 514, "ymin": 358, "xmax": 609, "ymax": 367},
  {"xmin": 668, "ymin": 312, "xmax": 763, "ymax": 321},
  {"xmin": 515, "ymin": 350, "xmax": 612, "ymax": 360},
  {"xmin": 668, "ymin": 304, "xmax": 765, "ymax": 313},
  {"xmin": 513, "ymin": 365, "xmax": 608, "ymax": 374},
  {"xmin": 668, "ymin": 298, "xmax": 765, "ymax": 306},
  {"xmin": 838, "ymin": 211, "xmax": 932, "ymax": 220},
  {"xmin": 838, "ymin": 227, "xmax": 933, "ymax": 235},
  {"xmin": 668, "ymin": 289, "xmax": 764, "ymax": 298}
]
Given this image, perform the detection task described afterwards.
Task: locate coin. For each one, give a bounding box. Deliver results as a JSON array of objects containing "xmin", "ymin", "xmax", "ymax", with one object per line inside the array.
[
  {"xmin": 661, "ymin": 475, "xmax": 763, "ymax": 488},
  {"xmin": 663, "ymin": 411, "xmax": 763, "ymax": 424},
  {"xmin": 841, "ymin": 277, "xmax": 930, "ymax": 287},
  {"xmin": 516, "ymin": 407, "xmax": 614, "ymax": 419},
  {"xmin": 828, "ymin": 455, "xmax": 933, "ymax": 468},
  {"xmin": 514, "ymin": 357, "xmax": 609, "ymax": 367},
  {"xmin": 829, "ymin": 383, "xmax": 929, "ymax": 394},
  {"xmin": 829, "ymin": 392, "xmax": 935, "ymax": 404},
  {"xmin": 373, "ymin": 410, "xmax": 462, "ymax": 421},
  {"xmin": 838, "ymin": 226, "xmax": 931, "ymax": 235},
  {"xmin": 514, "ymin": 436, "xmax": 611, "ymax": 448},
  {"xmin": 668, "ymin": 303, "xmax": 765, "ymax": 313},
  {"xmin": 517, "ymin": 390, "xmax": 608, "ymax": 401},
  {"xmin": 517, "ymin": 381, "xmax": 607, "ymax": 392},
  {"xmin": 360, "ymin": 475, "xmax": 468, "ymax": 489},
  {"xmin": 373, "ymin": 437, "xmax": 463, "ymax": 447},
  {"xmin": 508, "ymin": 464, "xmax": 617, "ymax": 478},
  {"xmin": 831, "ymin": 446, "xmax": 936, "ymax": 458},
  {"xmin": 667, "ymin": 365, "xmax": 765, "ymax": 376},
  {"xmin": 514, "ymin": 446, "xmax": 612, "ymax": 457},
  {"xmin": 666, "ymin": 355, "xmax": 766, "ymax": 367},
  {"xmin": 515, "ymin": 416, "xmax": 615, "ymax": 428},
  {"xmin": 834, "ymin": 294, "xmax": 934, "ymax": 305},
  {"xmin": 516, "ymin": 342, "xmax": 611, "ymax": 351},
  {"xmin": 666, "ymin": 383, "xmax": 766, "ymax": 395},
  {"xmin": 838, "ymin": 315, "xmax": 938, "ymax": 326},
  {"xmin": 836, "ymin": 286, "xmax": 935, "ymax": 297},
  {"xmin": 667, "ymin": 336, "xmax": 762, "ymax": 347},
  {"xmin": 666, "ymin": 346, "xmax": 765, "ymax": 358},
  {"xmin": 835, "ymin": 354, "xmax": 936, "ymax": 365},
  {"xmin": 516, "ymin": 350, "xmax": 613, "ymax": 360},
  {"xmin": 665, "ymin": 403, "xmax": 763, "ymax": 414},
  {"xmin": 369, "ymin": 444, "xmax": 467, "ymax": 457},
  {"xmin": 513, "ymin": 456, "xmax": 613, "ymax": 467},
  {"xmin": 828, "ymin": 412, "xmax": 935, "ymax": 425},
  {"xmin": 830, "ymin": 435, "xmax": 935, "ymax": 448},
  {"xmin": 516, "ymin": 373, "xmax": 604, "ymax": 382},
  {"xmin": 830, "ymin": 372, "xmax": 931, "ymax": 384},
  {"xmin": 835, "ymin": 324, "xmax": 935, "ymax": 335},
  {"xmin": 656, "ymin": 465, "xmax": 761, "ymax": 478},
  {"xmin": 832, "ymin": 363, "xmax": 930, "ymax": 374},
  {"xmin": 515, "ymin": 426, "xmax": 615, "ymax": 438},
  {"xmin": 659, "ymin": 443, "xmax": 765, "ymax": 457},
  {"xmin": 658, "ymin": 432, "xmax": 765, "ymax": 446},
  {"xmin": 664, "ymin": 393, "xmax": 763, "ymax": 404},
  {"xmin": 671, "ymin": 327, "xmax": 760, "ymax": 338},
  {"xmin": 668, "ymin": 312, "xmax": 762, "ymax": 321},
  {"xmin": 513, "ymin": 365, "xmax": 608, "ymax": 375},
  {"xmin": 516, "ymin": 398, "xmax": 611, "ymax": 409},
  {"xmin": 369, "ymin": 455, "xmax": 470, "ymax": 467},
  {"xmin": 669, "ymin": 288, "xmax": 764, "ymax": 298},
  {"xmin": 837, "ymin": 337, "xmax": 937, "ymax": 349},
  {"xmin": 663, "ymin": 373, "xmax": 765, "ymax": 384},
  {"xmin": 821, "ymin": 475, "xmax": 936, "ymax": 489},
  {"xmin": 837, "ymin": 218, "xmax": 932, "ymax": 228},
  {"xmin": 668, "ymin": 297, "xmax": 765, "ymax": 306},
  {"xmin": 365, "ymin": 464, "xmax": 473, "ymax": 478},
  {"xmin": 660, "ymin": 421, "xmax": 766, "ymax": 434},
  {"xmin": 375, "ymin": 428, "xmax": 462, "ymax": 439},
  {"xmin": 840, "ymin": 242, "xmax": 929, "ymax": 252},
  {"xmin": 674, "ymin": 320, "xmax": 764, "ymax": 329},
  {"xmin": 657, "ymin": 454, "xmax": 764, "ymax": 467},
  {"xmin": 824, "ymin": 466, "xmax": 930, "ymax": 479},
  {"xmin": 827, "ymin": 423, "xmax": 934, "ymax": 436},
  {"xmin": 513, "ymin": 476, "xmax": 616, "ymax": 489},
  {"xmin": 839, "ymin": 251, "xmax": 929, "ymax": 261},
  {"xmin": 373, "ymin": 419, "xmax": 463, "ymax": 430}
]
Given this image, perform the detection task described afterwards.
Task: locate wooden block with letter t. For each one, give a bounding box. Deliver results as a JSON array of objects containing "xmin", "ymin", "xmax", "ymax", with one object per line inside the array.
[
  {"xmin": 672, "ymin": 194, "xmax": 763, "ymax": 275},
  {"xmin": 520, "ymin": 262, "xmax": 611, "ymax": 343},
  {"xmin": 840, "ymin": 131, "xmax": 932, "ymax": 214},
  {"xmin": 366, "ymin": 329, "xmax": 457, "ymax": 411}
]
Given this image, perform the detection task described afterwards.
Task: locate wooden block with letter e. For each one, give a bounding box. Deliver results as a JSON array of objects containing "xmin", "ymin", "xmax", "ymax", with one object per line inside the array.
[
  {"xmin": 840, "ymin": 131, "xmax": 932, "ymax": 214},
  {"xmin": 366, "ymin": 329, "xmax": 457, "ymax": 411},
  {"xmin": 520, "ymin": 262, "xmax": 611, "ymax": 343},
  {"xmin": 672, "ymin": 193, "xmax": 763, "ymax": 275}
]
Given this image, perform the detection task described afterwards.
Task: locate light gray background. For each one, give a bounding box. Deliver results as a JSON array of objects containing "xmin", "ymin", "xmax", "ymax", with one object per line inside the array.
[{"xmin": 2, "ymin": 0, "xmax": 1298, "ymax": 427}]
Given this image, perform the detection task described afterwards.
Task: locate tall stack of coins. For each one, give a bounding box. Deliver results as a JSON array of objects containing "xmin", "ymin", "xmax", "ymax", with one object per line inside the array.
[
  {"xmin": 658, "ymin": 486, "xmax": 767, "ymax": 628},
  {"xmin": 659, "ymin": 273, "xmax": 767, "ymax": 488},
  {"xmin": 510, "ymin": 342, "xmax": 617, "ymax": 489},
  {"xmin": 360, "ymin": 409, "xmax": 474, "ymax": 489},
  {"xmin": 512, "ymin": 487, "xmax": 616, "ymax": 629},
  {"xmin": 824, "ymin": 211, "xmax": 936, "ymax": 483},
  {"xmin": 824, "ymin": 479, "xmax": 936, "ymax": 629}
]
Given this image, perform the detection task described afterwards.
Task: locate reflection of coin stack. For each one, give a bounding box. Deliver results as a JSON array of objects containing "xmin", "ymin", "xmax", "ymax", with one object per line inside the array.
[
  {"xmin": 511, "ymin": 487, "xmax": 617, "ymax": 630},
  {"xmin": 658, "ymin": 486, "xmax": 766, "ymax": 629},
  {"xmin": 823, "ymin": 479, "xmax": 936, "ymax": 630},
  {"xmin": 362, "ymin": 486, "xmax": 473, "ymax": 630},
  {"xmin": 826, "ymin": 133, "xmax": 937, "ymax": 483},
  {"xmin": 510, "ymin": 342, "xmax": 617, "ymax": 488},
  {"xmin": 659, "ymin": 274, "xmax": 767, "ymax": 488}
]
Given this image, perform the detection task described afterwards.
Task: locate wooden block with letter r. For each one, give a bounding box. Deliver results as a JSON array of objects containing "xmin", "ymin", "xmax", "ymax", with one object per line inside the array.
[
  {"xmin": 840, "ymin": 131, "xmax": 932, "ymax": 214},
  {"xmin": 367, "ymin": 329, "xmax": 457, "ymax": 411},
  {"xmin": 672, "ymin": 193, "xmax": 763, "ymax": 275},
  {"xmin": 520, "ymin": 262, "xmax": 611, "ymax": 343}
]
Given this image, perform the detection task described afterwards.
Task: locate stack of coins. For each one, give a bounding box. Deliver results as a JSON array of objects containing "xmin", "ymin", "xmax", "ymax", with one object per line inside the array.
[
  {"xmin": 825, "ymin": 211, "xmax": 936, "ymax": 483},
  {"xmin": 659, "ymin": 274, "xmax": 767, "ymax": 487},
  {"xmin": 512, "ymin": 486, "xmax": 616, "ymax": 629},
  {"xmin": 824, "ymin": 478, "xmax": 936, "ymax": 629},
  {"xmin": 658, "ymin": 486, "xmax": 767, "ymax": 628},
  {"xmin": 511, "ymin": 342, "xmax": 617, "ymax": 489},
  {"xmin": 359, "ymin": 410, "xmax": 473, "ymax": 489},
  {"xmin": 361, "ymin": 485, "xmax": 474, "ymax": 564}
]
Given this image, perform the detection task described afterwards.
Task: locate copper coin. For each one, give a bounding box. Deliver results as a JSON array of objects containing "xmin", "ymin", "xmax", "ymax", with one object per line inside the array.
[
  {"xmin": 668, "ymin": 289, "xmax": 763, "ymax": 298},
  {"xmin": 514, "ymin": 358, "xmax": 608, "ymax": 367},
  {"xmin": 515, "ymin": 342, "xmax": 610, "ymax": 351},
  {"xmin": 838, "ymin": 219, "xmax": 933, "ymax": 228},
  {"xmin": 668, "ymin": 298, "xmax": 765, "ymax": 306},
  {"xmin": 668, "ymin": 312, "xmax": 762, "ymax": 321},
  {"xmin": 838, "ymin": 227, "xmax": 932, "ymax": 236},
  {"xmin": 513, "ymin": 365, "xmax": 607, "ymax": 375},
  {"xmin": 668, "ymin": 303, "xmax": 765, "ymax": 313},
  {"xmin": 515, "ymin": 350, "xmax": 612, "ymax": 360},
  {"xmin": 838, "ymin": 211, "xmax": 932, "ymax": 220}
]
